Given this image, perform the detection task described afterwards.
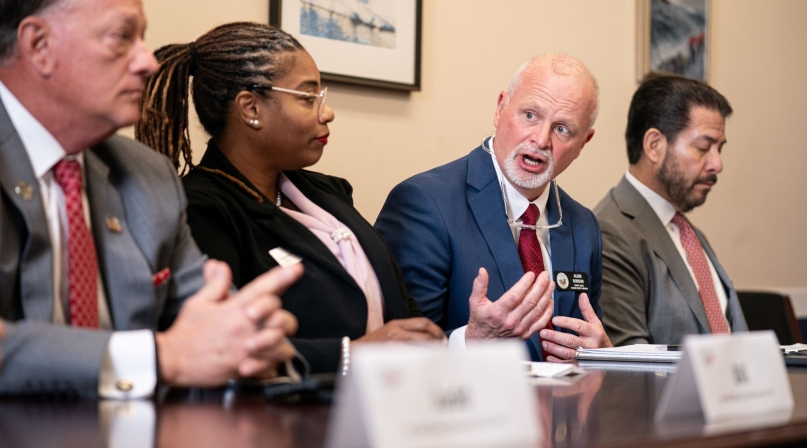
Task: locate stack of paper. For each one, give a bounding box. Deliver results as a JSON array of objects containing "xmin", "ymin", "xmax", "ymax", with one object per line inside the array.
[{"xmin": 575, "ymin": 344, "xmax": 682, "ymax": 363}]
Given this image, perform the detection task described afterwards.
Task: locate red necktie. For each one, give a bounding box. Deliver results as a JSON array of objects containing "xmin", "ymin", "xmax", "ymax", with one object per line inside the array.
[
  {"xmin": 54, "ymin": 160, "xmax": 100, "ymax": 328},
  {"xmin": 518, "ymin": 204, "xmax": 554, "ymax": 360},
  {"xmin": 671, "ymin": 212, "xmax": 729, "ymax": 334}
]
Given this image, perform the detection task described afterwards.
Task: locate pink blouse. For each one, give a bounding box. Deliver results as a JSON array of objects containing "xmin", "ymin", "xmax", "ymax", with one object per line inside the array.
[{"xmin": 278, "ymin": 174, "xmax": 384, "ymax": 334}]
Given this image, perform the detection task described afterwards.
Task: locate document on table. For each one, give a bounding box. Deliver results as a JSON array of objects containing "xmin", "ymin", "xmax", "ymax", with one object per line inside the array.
[
  {"xmin": 522, "ymin": 361, "xmax": 586, "ymax": 378},
  {"xmin": 522, "ymin": 362, "xmax": 588, "ymax": 386},
  {"xmin": 575, "ymin": 344, "xmax": 683, "ymax": 363},
  {"xmin": 780, "ymin": 343, "xmax": 807, "ymax": 353}
]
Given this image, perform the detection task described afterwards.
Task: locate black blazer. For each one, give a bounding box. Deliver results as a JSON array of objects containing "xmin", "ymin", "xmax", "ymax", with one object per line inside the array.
[{"xmin": 182, "ymin": 144, "xmax": 421, "ymax": 373}]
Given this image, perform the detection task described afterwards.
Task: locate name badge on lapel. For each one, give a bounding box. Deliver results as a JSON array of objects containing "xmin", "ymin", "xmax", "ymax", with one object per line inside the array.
[
  {"xmin": 268, "ymin": 247, "xmax": 302, "ymax": 268},
  {"xmin": 554, "ymin": 271, "xmax": 589, "ymax": 291}
]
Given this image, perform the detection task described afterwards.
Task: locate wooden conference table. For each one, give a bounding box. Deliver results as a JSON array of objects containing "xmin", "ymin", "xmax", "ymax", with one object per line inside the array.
[{"xmin": 2, "ymin": 365, "xmax": 807, "ymax": 447}]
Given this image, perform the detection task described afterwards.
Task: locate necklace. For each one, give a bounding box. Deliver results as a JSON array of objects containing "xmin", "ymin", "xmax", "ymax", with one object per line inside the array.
[{"xmin": 276, "ymin": 189, "xmax": 282, "ymax": 206}]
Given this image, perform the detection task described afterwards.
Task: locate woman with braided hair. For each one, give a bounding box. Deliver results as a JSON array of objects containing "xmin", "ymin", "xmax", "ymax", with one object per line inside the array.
[{"xmin": 136, "ymin": 22, "xmax": 443, "ymax": 375}]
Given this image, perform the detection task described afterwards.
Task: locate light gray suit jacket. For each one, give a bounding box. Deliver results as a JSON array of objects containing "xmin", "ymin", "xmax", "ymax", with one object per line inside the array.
[
  {"xmin": 0, "ymin": 99, "xmax": 206, "ymax": 398},
  {"xmin": 593, "ymin": 176, "xmax": 747, "ymax": 346}
]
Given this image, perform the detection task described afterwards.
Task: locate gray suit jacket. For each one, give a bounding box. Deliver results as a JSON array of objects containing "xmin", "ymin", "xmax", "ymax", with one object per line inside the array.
[
  {"xmin": 0, "ymin": 98, "xmax": 206, "ymax": 398},
  {"xmin": 593, "ymin": 176, "xmax": 747, "ymax": 346}
]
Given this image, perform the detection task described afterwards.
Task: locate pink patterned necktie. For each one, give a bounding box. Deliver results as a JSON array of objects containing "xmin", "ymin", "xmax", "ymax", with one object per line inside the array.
[
  {"xmin": 518, "ymin": 204, "xmax": 554, "ymax": 360},
  {"xmin": 671, "ymin": 212, "xmax": 729, "ymax": 334},
  {"xmin": 54, "ymin": 160, "xmax": 99, "ymax": 328}
]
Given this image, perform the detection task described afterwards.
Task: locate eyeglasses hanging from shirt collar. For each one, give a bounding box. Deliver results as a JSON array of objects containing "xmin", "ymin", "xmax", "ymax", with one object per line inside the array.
[{"xmin": 480, "ymin": 136, "xmax": 564, "ymax": 230}]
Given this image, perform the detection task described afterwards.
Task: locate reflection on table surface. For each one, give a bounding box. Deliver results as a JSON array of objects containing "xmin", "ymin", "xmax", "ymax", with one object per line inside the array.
[{"xmin": 2, "ymin": 366, "xmax": 807, "ymax": 448}]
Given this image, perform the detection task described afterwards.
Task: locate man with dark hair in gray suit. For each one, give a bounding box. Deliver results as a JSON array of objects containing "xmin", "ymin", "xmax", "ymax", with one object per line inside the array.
[
  {"xmin": 0, "ymin": 0, "xmax": 301, "ymax": 398},
  {"xmin": 594, "ymin": 74, "xmax": 747, "ymax": 346}
]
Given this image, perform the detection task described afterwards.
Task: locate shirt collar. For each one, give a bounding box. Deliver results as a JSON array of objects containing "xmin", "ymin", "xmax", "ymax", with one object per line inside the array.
[
  {"xmin": 0, "ymin": 80, "xmax": 67, "ymax": 179},
  {"xmin": 624, "ymin": 170, "xmax": 677, "ymax": 226},
  {"xmin": 488, "ymin": 136, "xmax": 551, "ymax": 224}
]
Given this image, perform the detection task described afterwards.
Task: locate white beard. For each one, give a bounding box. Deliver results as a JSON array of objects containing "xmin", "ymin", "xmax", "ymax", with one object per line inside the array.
[{"xmin": 503, "ymin": 147, "xmax": 555, "ymax": 190}]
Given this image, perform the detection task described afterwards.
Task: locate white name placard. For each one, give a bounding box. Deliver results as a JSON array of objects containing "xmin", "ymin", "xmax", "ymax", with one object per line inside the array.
[
  {"xmin": 325, "ymin": 341, "xmax": 540, "ymax": 448},
  {"xmin": 655, "ymin": 331, "xmax": 794, "ymax": 423}
]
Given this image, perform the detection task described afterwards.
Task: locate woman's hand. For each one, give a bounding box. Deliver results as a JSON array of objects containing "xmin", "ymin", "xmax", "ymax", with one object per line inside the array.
[{"xmin": 354, "ymin": 318, "xmax": 445, "ymax": 344}]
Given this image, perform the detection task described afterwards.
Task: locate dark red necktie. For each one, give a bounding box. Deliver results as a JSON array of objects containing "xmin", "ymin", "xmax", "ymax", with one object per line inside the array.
[
  {"xmin": 54, "ymin": 160, "xmax": 100, "ymax": 328},
  {"xmin": 671, "ymin": 212, "xmax": 729, "ymax": 334},
  {"xmin": 518, "ymin": 204, "xmax": 553, "ymax": 360}
]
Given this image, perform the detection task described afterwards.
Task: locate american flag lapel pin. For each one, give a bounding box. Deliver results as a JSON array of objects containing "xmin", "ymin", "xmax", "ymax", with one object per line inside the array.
[{"xmin": 152, "ymin": 268, "xmax": 171, "ymax": 287}]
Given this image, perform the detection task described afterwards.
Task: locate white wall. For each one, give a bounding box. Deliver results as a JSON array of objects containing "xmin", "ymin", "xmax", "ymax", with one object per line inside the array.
[{"xmin": 134, "ymin": 0, "xmax": 807, "ymax": 291}]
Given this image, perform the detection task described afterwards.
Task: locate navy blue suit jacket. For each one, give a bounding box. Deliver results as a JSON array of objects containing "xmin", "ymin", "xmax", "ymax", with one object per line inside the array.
[{"xmin": 375, "ymin": 146, "xmax": 603, "ymax": 360}]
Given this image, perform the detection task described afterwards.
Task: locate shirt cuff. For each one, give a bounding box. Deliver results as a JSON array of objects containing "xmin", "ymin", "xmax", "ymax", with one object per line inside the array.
[
  {"xmin": 448, "ymin": 325, "xmax": 468, "ymax": 350},
  {"xmin": 98, "ymin": 330, "xmax": 157, "ymax": 399}
]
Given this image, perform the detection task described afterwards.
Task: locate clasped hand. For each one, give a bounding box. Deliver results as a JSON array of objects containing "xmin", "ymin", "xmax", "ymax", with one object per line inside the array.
[
  {"xmin": 355, "ymin": 317, "xmax": 445, "ymax": 344},
  {"xmin": 465, "ymin": 268, "xmax": 554, "ymax": 341},
  {"xmin": 156, "ymin": 260, "xmax": 302, "ymax": 386}
]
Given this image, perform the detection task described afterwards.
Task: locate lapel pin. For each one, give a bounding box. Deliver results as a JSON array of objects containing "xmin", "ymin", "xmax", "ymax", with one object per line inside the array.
[
  {"xmin": 14, "ymin": 181, "xmax": 33, "ymax": 200},
  {"xmin": 106, "ymin": 216, "xmax": 123, "ymax": 233}
]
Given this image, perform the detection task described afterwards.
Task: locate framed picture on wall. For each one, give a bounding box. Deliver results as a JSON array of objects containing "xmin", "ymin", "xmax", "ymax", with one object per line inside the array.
[
  {"xmin": 269, "ymin": 0, "xmax": 422, "ymax": 91},
  {"xmin": 636, "ymin": 0, "xmax": 709, "ymax": 82}
]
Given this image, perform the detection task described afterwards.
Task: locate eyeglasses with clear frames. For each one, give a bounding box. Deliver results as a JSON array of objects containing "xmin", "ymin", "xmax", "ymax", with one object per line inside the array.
[
  {"xmin": 480, "ymin": 136, "xmax": 563, "ymax": 230},
  {"xmin": 248, "ymin": 84, "xmax": 329, "ymax": 122}
]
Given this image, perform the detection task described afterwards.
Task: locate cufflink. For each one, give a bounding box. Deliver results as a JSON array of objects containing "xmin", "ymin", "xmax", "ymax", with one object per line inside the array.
[
  {"xmin": 116, "ymin": 379, "xmax": 134, "ymax": 392},
  {"xmin": 106, "ymin": 216, "xmax": 123, "ymax": 233},
  {"xmin": 14, "ymin": 181, "xmax": 33, "ymax": 200}
]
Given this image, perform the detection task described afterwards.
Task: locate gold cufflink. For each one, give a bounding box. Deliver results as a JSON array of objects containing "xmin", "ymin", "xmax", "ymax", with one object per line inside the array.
[
  {"xmin": 14, "ymin": 181, "xmax": 33, "ymax": 200},
  {"xmin": 116, "ymin": 379, "xmax": 134, "ymax": 392},
  {"xmin": 106, "ymin": 217, "xmax": 122, "ymax": 233}
]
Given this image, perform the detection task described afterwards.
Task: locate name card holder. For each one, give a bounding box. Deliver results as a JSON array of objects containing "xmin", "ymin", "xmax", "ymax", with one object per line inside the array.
[
  {"xmin": 655, "ymin": 331, "xmax": 794, "ymax": 423},
  {"xmin": 325, "ymin": 341, "xmax": 540, "ymax": 448}
]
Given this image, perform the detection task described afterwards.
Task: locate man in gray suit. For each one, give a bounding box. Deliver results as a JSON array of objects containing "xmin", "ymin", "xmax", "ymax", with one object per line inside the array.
[
  {"xmin": 594, "ymin": 74, "xmax": 747, "ymax": 346},
  {"xmin": 0, "ymin": 0, "xmax": 301, "ymax": 398}
]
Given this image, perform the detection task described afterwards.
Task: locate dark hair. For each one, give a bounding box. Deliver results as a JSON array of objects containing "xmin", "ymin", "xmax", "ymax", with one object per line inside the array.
[
  {"xmin": 136, "ymin": 22, "xmax": 304, "ymax": 174},
  {"xmin": 625, "ymin": 74, "xmax": 733, "ymax": 164},
  {"xmin": 0, "ymin": 0, "xmax": 60, "ymax": 63}
]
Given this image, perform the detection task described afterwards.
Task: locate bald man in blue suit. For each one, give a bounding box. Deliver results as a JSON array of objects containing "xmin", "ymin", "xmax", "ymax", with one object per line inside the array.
[{"xmin": 376, "ymin": 54, "xmax": 612, "ymax": 361}]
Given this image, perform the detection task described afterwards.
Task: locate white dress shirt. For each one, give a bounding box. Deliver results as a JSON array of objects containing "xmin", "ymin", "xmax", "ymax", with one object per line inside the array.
[
  {"xmin": 0, "ymin": 81, "xmax": 156, "ymax": 398},
  {"xmin": 624, "ymin": 171, "xmax": 731, "ymax": 328},
  {"xmin": 449, "ymin": 137, "xmax": 553, "ymax": 347}
]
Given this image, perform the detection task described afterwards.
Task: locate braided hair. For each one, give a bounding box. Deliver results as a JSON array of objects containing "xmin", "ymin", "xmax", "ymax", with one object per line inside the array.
[{"xmin": 136, "ymin": 21, "xmax": 304, "ymax": 174}]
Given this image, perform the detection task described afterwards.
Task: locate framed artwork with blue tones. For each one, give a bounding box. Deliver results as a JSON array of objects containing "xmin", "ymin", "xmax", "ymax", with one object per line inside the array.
[
  {"xmin": 270, "ymin": 0, "xmax": 422, "ymax": 91},
  {"xmin": 636, "ymin": 0, "xmax": 709, "ymax": 82}
]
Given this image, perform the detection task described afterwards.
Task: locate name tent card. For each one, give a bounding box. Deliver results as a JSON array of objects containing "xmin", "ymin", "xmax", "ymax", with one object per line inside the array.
[
  {"xmin": 325, "ymin": 341, "xmax": 540, "ymax": 448},
  {"xmin": 655, "ymin": 331, "xmax": 794, "ymax": 423}
]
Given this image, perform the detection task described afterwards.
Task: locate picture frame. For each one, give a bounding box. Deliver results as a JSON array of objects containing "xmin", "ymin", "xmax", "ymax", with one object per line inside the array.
[
  {"xmin": 636, "ymin": 0, "xmax": 710, "ymax": 82},
  {"xmin": 269, "ymin": 0, "xmax": 422, "ymax": 91}
]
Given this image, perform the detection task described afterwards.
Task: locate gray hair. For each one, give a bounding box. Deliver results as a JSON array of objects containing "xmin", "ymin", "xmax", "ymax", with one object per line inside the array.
[
  {"xmin": 0, "ymin": 0, "xmax": 63, "ymax": 65},
  {"xmin": 506, "ymin": 53, "xmax": 600, "ymax": 129}
]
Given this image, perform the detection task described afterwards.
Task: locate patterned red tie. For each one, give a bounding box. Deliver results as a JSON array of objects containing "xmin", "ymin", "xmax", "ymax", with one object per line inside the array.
[
  {"xmin": 54, "ymin": 160, "xmax": 100, "ymax": 328},
  {"xmin": 671, "ymin": 212, "xmax": 729, "ymax": 334},
  {"xmin": 518, "ymin": 203, "xmax": 554, "ymax": 360}
]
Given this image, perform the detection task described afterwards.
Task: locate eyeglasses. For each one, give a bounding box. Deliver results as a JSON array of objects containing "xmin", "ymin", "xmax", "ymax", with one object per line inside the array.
[
  {"xmin": 248, "ymin": 84, "xmax": 329, "ymax": 122},
  {"xmin": 481, "ymin": 136, "xmax": 564, "ymax": 230}
]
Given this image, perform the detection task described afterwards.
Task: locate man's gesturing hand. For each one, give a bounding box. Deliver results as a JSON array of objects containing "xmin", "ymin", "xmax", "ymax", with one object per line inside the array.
[
  {"xmin": 156, "ymin": 260, "xmax": 302, "ymax": 386},
  {"xmin": 465, "ymin": 268, "xmax": 554, "ymax": 341},
  {"xmin": 540, "ymin": 293, "xmax": 612, "ymax": 361}
]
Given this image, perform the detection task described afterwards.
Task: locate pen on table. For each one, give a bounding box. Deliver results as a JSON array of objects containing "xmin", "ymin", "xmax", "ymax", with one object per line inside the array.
[{"xmin": 656, "ymin": 344, "xmax": 682, "ymax": 351}]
